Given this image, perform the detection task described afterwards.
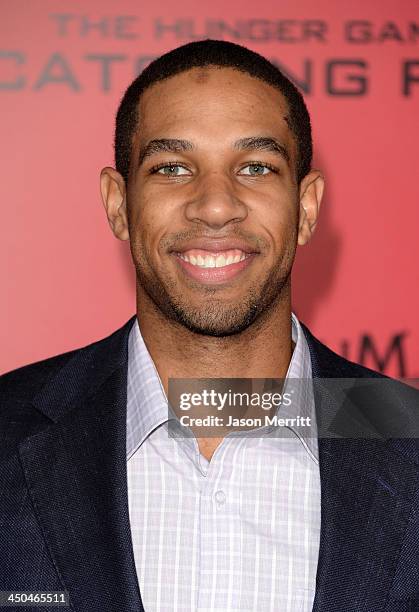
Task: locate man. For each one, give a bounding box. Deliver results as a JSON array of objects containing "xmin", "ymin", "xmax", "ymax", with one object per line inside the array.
[{"xmin": 1, "ymin": 40, "xmax": 418, "ymax": 612}]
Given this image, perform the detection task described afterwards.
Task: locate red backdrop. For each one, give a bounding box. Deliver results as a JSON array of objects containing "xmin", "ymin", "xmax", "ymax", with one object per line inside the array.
[{"xmin": 1, "ymin": 0, "xmax": 418, "ymax": 378}]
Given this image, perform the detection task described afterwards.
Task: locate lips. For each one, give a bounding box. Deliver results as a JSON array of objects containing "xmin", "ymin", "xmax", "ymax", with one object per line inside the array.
[
  {"xmin": 178, "ymin": 248, "xmax": 247, "ymax": 268},
  {"xmin": 170, "ymin": 237, "xmax": 260, "ymax": 284},
  {"xmin": 173, "ymin": 237, "xmax": 259, "ymax": 255}
]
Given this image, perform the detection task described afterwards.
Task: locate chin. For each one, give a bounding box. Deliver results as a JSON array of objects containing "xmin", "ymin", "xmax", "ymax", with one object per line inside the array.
[{"xmin": 166, "ymin": 300, "xmax": 262, "ymax": 337}]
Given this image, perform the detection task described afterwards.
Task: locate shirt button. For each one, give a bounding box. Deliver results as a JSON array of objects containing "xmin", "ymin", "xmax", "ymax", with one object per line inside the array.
[{"xmin": 214, "ymin": 490, "xmax": 226, "ymax": 505}]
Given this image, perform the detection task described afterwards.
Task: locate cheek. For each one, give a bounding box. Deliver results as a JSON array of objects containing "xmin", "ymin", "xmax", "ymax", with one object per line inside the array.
[
  {"xmin": 136, "ymin": 182, "xmax": 180, "ymax": 221},
  {"xmin": 245, "ymin": 177, "xmax": 297, "ymax": 212},
  {"xmin": 128, "ymin": 187, "xmax": 164, "ymax": 237},
  {"xmin": 251, "ymin": 192, "xmax": 299, "ymax": 245},
  {"xmin": 127, "ymin": 182, "xmax": 180, "ymax": 268},
  {"xmin": 131, "ymin": 211, "xmax": 174, "ymax": 273}
]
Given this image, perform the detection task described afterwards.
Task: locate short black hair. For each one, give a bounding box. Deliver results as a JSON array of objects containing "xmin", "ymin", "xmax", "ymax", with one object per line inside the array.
[{"xmin": 115, "ymin": 39, "xmax": 312, "ymax": 184}]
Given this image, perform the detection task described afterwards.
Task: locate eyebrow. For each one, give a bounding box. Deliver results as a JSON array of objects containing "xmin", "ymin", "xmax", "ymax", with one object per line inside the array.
[
  {"xmin": 138, "ymin": 135, "xmax": 290, "ymax": 166},
  {"xmin": 138, "ymin": 139, "xmax": 193, "ymax": 166},
  {"xmin": 234, "ymin": 136, "xmax": 290, "ymax": 165}
]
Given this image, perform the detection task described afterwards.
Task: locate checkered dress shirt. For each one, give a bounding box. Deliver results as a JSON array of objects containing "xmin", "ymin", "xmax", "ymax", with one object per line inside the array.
[{"xmin": 126, "ymin": 313, "xmax": 320, "ymax": 611}]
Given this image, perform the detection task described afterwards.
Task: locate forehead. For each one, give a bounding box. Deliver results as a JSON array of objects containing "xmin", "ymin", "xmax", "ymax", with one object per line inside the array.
[{"xmin": 136, "ymin": 67, "xmax": 293, "ymax": 146}]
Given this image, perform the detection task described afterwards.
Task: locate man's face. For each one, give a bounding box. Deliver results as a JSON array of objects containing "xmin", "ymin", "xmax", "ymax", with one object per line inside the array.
[{"xmin": 125, "ymin": 67, "xmax": 305, "ymax": 336}]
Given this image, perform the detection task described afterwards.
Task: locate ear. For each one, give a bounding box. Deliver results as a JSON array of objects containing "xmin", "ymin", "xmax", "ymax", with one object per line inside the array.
[
  {"xmin": 297, "ymin": 170, "xmax": 325, "ymax": 246},
  {"xmin": 100, "ymin": 167, "xmax": 130, "ymax": 241}
]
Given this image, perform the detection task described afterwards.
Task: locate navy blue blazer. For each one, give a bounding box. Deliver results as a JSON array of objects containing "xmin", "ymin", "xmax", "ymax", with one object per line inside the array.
[{"xmin": 1, "ymin": 316, "xmax": 418, "ymax": 612}]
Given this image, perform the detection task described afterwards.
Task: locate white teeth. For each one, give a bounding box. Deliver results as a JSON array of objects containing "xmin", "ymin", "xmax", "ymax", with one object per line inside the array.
[{"xmin": 179, "ymin": 251, "xmax": 248, "ymax": 268}]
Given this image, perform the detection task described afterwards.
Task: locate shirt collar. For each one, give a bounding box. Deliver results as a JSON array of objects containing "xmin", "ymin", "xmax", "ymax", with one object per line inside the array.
[{"xmin": 126, "ymin": 313, "xmax": 318, "ymax": 462}]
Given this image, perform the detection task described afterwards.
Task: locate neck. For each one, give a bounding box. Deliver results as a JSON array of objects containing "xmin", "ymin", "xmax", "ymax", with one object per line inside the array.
[{"xmin": 136, "ymin": 288, "xmax": 294, "ymax": 397}]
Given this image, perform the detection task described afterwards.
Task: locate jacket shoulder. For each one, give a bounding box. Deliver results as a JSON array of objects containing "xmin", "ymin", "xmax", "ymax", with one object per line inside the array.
[
  {"xmin": 1, "ymin": 348, "xmax": 81, "ymax": 404},
  {"xmin": 1, "ymin": 316, "xmax": 135, "ymax": 393},
  {"xmin": 0, "ymin": 316, "xmax": 135, "ymax": 426},
  {"xmin": 300, "ymin": 322, "xmax": 386, "ymax": 379},
  {"xmin": 301, "ymin": 322, "xmax": 419, "ymax": 464}
]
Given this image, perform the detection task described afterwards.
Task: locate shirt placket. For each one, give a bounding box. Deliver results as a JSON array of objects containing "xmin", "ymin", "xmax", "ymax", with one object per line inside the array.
[{"xmin": 196, "ymin": 437, "xmax": 240, "ymax": 612}]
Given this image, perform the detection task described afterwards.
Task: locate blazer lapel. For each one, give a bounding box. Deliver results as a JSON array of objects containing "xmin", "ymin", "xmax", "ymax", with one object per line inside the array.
[
  {"xmin": 303, "ymin": 327, "xmax": 418, "ymax": 611},
  {"xmin": 18, "ymin": 317, "xmax": 144, "ymax": 612}
]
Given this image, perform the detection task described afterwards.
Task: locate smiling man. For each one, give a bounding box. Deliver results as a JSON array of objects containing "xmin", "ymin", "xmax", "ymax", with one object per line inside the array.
[{"xmin": 1, "ymin": 40, "xmax": 418, "ymax": 612}]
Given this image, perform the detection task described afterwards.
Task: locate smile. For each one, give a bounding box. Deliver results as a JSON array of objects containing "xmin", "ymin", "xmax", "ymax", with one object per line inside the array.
[
  {"xmin": 173, "ymin": 248, "xmax": 257, "ymax": 284},
  {"xmin": 176, "ymin": 249, "xmax": 249, "ymax": 269}
]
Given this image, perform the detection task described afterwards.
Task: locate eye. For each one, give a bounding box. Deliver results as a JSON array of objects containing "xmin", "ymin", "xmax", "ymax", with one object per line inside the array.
[
  {"xmin": 150, "ymin": 164, "xmax": 191, "ymax": 177},
  {"xmin": 238, "ymin": 163, "xmax": 276, "ymax": 176}
]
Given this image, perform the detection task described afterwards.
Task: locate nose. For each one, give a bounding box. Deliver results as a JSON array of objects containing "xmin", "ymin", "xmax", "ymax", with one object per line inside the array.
[{"xmin": 184, "ymin": 171, "xmax": 248, "ymax": 230}]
